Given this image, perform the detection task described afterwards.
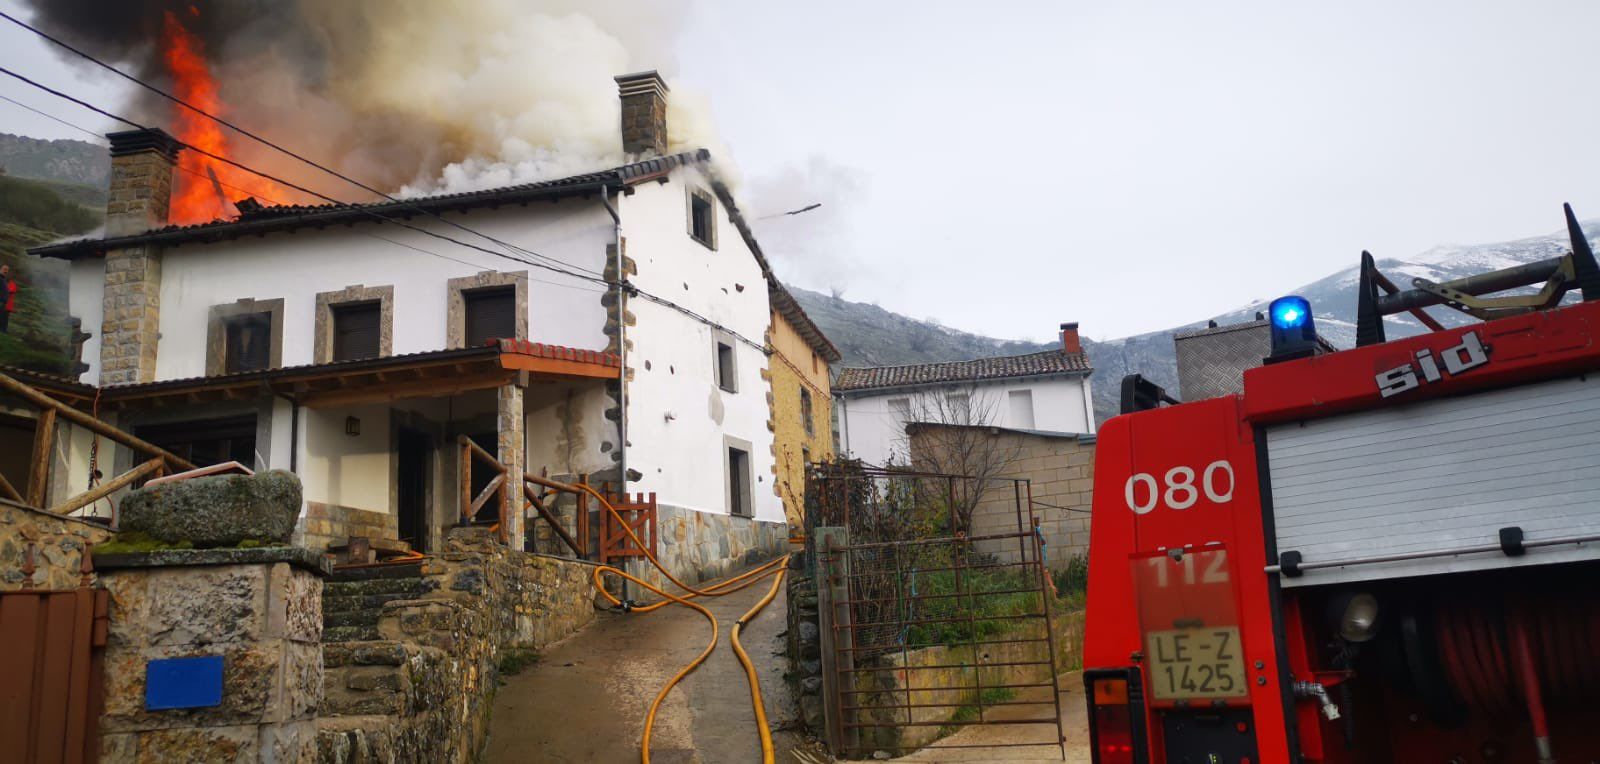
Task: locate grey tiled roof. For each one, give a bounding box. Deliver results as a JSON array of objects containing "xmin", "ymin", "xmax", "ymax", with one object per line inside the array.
[{"xmin": 834, "ymin": 349, "xmax": 1091, "ymax": 393}]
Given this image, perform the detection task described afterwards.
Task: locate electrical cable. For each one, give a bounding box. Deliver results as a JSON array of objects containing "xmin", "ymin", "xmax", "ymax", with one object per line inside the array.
[{"xmin": 0, "ymin": 63, "xmax": 763, "ymax": 349}]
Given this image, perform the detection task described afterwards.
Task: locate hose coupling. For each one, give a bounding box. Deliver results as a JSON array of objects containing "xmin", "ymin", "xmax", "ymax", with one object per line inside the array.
[{"xmin": 1293, "ymin": 680, "xmax": 1341, "ymax": 721}]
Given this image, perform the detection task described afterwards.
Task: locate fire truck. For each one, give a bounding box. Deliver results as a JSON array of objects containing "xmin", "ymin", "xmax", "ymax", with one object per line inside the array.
[{"xmin": 1082, "ymin": 205, "xmax": 1600, "ymax": 764}]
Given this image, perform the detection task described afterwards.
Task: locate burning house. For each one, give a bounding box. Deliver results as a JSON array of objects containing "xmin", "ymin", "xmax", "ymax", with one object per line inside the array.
[{"xmin": 21, "ymin": 66, "xmax": 833, "ymax": 582}]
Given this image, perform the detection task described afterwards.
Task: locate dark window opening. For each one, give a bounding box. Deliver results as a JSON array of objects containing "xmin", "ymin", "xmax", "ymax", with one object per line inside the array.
[
  {"xmin": 397, "ymin": 428, "xmax": 430, "ymax": 551},
  {"xmin": 465, "ymin": 286, "xmax": 516, "ymax": 348},
  {"xmin": 690, "ymin": 190, "xmax": 716, "ymax": 248},
  {"xmin": 715, "ymin": 341, "xmax": 737, "ymax": 392},
  {"xmin": 462, "ymin": 431, "xmax": 500, "ymax": 525},
  {"xmin": 332, "ymin": 301, "xmax": 382, "ymax": 362},
  {"xmin": 136, "ymin": 415, "xmax": 257, "ymax": 472},
  {"xmin": 728, "ymin": 446, "xmax": 751, "ymax": 517},
  {"xmin": 800, "ymin": 387, "xmax": 815, "ymax": 436},
  {"xmin": 224, "ymin": 312, "xmax": 272, "ymax": 374}
]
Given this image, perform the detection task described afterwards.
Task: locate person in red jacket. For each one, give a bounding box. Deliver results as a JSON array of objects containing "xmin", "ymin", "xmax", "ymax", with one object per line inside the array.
[{"xmin": 0, "ymin": 264, "xmax": 15, "ymax": 334}]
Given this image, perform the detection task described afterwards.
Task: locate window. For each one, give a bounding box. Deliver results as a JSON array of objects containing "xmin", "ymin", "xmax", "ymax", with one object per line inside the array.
[
  {"xmin": 464, "ymin": 286, "xmax": 516, "ymax": 348},
  {"xmin": 811, "ymin": 351, "xmax": 819, "ymax": 374},
  {"xmin": 688, "ymin": 187, "xmax": 717, "ymax": 249},
  {"xmin": 727, "ymin": 445, "xmax": 752, "ymax": 516},
  {"xmin": 1007, "ymin": 389, "xmax": 1035, "ymax": 429},
  {"xmin": 800, "ymin": 387, "xmax": 815, "ymax": 436},
  {"xmin": 947, "ymin": 393, "xmax": 971, "ymax": 420},
  {"xmin": 223, "ymin": 312, "xmax": 272, "ymax": 374},
  {"xmin": 332, "ymin": 301, "xmax": 381, "ymax": 362},
  {"xmin": 888, "ymin": 397, "xmax": 910, "ymax": 420},
  {"xmin": 136, "ymin": 415, "xmax": 257, "ymax": 471},
  {"xmin": 715, "ymin": 340, "xmax": 738, "ymax": 392}
]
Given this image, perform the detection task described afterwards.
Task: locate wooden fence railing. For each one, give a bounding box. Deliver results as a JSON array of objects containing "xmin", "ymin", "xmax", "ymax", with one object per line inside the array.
[
  {"xmin": 456, "ymin": 435, "xmax": 510, "ymax": 544},
  {"xmin": 0, "ymin": 372, "xmax": 196, "ymax": 518},
  {"xmin": 597, "ymin": 487, "xmax": 658, "ymax": 566}
]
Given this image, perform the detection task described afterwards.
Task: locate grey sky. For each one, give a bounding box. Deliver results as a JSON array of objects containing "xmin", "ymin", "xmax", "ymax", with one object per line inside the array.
[{"xmin": 5, "ymin": 1, "xmax": 1600, "ymax": 342}]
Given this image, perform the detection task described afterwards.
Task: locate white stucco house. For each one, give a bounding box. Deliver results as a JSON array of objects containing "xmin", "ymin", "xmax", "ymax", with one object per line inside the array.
[
  {"xmin": 834, "ymin": 324, "xmax": 1096, "ymax": 466},
  {"xmin": 20, "ymin": 71, "xmax": 827, "ymax": 580}
]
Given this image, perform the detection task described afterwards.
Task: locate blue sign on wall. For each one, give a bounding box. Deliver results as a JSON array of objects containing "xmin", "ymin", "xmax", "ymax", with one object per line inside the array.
[{"xmin": 145, "ymin": 655, "xmax": 225, "ymax": 711}]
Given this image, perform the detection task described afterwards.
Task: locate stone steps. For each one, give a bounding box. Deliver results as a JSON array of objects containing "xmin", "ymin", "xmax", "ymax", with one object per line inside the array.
[{"xmin": 321, "ymin": 563, "xmax": 429, "ymax": 644}]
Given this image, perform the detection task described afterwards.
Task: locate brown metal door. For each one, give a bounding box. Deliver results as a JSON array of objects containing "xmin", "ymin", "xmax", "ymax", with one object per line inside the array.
[{"xmin": 0, "ymin": 588, "xmax": 110, "ymax": 763}]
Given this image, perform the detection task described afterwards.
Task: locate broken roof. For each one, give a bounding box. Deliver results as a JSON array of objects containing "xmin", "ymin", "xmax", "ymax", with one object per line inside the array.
[{"xmin": 834, "ymin": 349, "xmax": 1092, "ymax": 394}]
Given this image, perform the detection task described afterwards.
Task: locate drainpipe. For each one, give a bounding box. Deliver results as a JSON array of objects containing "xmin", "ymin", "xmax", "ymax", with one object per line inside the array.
[{"xmin": 600, "ymin": 185, "xmax": 627, "ymax": 491}]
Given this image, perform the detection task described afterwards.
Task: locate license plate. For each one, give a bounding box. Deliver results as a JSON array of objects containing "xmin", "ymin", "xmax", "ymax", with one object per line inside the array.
[{"xmin": 1146, "ymin": 627, "xmax": 1247, "ymax": 702}]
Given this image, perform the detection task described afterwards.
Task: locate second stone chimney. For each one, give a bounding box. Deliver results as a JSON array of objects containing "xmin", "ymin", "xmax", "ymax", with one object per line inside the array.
[
  {"xmin": 1060, "ymin": 322, "xmax": 1082, "ymax": 355},
  {"xmin": 99, "ymin": 128, "xmax": 181, "ymax": 385},
  {"xmin": 615, "ymin": 71, "xmax": 669, "ymax": 157},
  {"xmin": 106, "ymin": 128, "xmax": 181, "ymax": 236}
]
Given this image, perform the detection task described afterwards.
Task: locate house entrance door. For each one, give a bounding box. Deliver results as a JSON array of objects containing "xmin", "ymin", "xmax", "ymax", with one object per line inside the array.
[{"xmin": 397, "ymin": 428, "xmax": 430, "ymax": 552}]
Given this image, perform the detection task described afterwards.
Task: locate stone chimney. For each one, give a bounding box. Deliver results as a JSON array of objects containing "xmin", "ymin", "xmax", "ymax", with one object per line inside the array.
[
  {"xmin": 1059, "ymin": 322, "xmax": 1082, "ymax": 355},
  {"xmin": 615, "ymin": 71, "xmax": 669, "ymax": 157},
  {"xmin": 99, "ymin": 128, "xmax": 181, "ymax": 385}
]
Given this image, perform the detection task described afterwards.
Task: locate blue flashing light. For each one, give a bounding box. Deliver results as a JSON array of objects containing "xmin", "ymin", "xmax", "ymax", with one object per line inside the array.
[{"xmin": 1271, "ymin": 296, "xmax": 1311, "ymax": 330}]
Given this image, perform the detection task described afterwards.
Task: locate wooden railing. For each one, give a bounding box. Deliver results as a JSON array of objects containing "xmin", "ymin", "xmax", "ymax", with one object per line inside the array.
[
  {"xmin": 0, "ymin": 372, "xmax": 196, "ymax": 516},
  {"xmin": 597, "ymin": 487, "xmax": 658, "ymax": 566},
  {"xmin": 525, "ymin": 473, "xmax": 592, "ymax": 559},
  {"xmin": 457, "ymin": 435, "xmax": 510, "ymax": 544}
]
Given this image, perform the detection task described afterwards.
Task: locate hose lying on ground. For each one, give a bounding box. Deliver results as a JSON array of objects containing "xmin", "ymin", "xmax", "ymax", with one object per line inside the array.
[{"xmin": 576, "ymin": 483, "xmax": 789, "ymax": 764}]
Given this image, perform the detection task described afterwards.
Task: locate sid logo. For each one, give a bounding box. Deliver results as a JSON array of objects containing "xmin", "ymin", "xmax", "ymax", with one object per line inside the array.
[{"xmin": 1375, "ymin": 331, "xmax": 1489, "ymax": 398}]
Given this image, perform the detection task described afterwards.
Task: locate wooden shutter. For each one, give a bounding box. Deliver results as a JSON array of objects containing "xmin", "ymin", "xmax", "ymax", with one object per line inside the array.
[
  {"xmin": 333, "ymin": 302, "xmax": 381, "ymax": 361},
  {"xmin": 465, "ymin": 287, "xmax": 516, "ymax": 347},
  {"xmin": 225, "ymin": 313, "xmax": 271, "ymax": 373}
]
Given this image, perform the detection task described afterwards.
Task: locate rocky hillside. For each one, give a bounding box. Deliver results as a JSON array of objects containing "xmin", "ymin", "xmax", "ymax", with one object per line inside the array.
[
  {"xmin": 794, "ymin": 216, "xmax": 1600, "ymax": 424},
  {"xmin": 0, "ymin": 134, "xmax": 109, "ymax": 188},
  {"xmin": 0, "ymin": 173, "xmax": 103, "ymax": 374}
]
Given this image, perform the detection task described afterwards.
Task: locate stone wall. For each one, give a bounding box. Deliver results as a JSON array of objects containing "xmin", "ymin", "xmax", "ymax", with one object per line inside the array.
[
  {"xmin": 317, "ymin": 528, "xmax": 598, "ymax": 763},
  {"xmin": 0, "ymin": 499, "xmax": 110, "ymax": 590},
  {"xmin": 621, "ymin": 503, "xmax": 788, "ymax": 599},
  {"xmin": 96, "ymin": 549, "xmax": 326, "ymax": 762},
  {"xmin": 297, "ymin": 502, "xmax": 398, "ymax": 554},
  {"xmin": 784, "ymin": 553, "xmax": 825, "ymax": 733}
]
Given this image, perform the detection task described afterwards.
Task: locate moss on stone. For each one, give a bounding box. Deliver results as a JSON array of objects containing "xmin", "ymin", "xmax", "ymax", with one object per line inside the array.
[
  {"xmin": 496, "ymin": 649, "xmax": 541, "ymax": 678},
  {"xmin": 95, "ymin": 531, "xmax": 194, "ymax": 554}
]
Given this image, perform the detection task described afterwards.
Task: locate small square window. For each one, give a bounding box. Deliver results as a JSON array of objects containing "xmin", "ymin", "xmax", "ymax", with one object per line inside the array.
[
  {"xmin": 715, "ymin": 340, "xmax": 738, "ymax": 392},
  {"xmin": 689, "ymin": 188, "xmax": 717, "ymax": 249},
  {"xmin": 728, "ymin": 446, "xmax": 752, "ymax": 517},
  {"xmin": 223, "ymin": 312, "xmax": 272, "ymax": 374},
  {"xmin": 332, "ymin": 302, "xmax": 381, "ymax": 362},
  {"xmin": 464, "ymin": 286, "xmax": 516, "ymax": 347}
]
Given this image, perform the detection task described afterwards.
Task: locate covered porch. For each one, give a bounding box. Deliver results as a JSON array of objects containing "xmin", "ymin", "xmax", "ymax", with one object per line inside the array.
[{"xmin": 22, "ymin": 341, "xmax": 628, "ymax": 558}]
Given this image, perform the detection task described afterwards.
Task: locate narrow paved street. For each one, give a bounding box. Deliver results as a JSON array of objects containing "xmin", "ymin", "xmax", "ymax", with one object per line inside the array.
[{"xmin": 485, "ymin": 567, "xmax": 809, "ymax": 763}]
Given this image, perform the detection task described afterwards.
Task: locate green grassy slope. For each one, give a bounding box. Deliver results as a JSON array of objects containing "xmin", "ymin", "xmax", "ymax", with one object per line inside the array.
[{"xmin": 0, "ymin": 174, "xmax": 102, "ymax": 374}]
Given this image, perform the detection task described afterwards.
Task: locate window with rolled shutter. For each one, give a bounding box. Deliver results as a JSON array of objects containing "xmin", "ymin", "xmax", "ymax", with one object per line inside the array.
[
  {"xmin": 332, "ymin": 302, "xmax": 381, "ymax": 361},
  {"xmin": 224, "ymin": 312, "xmax": 271, "ymax": 373},
  {"xmin": 465, "ymin": 287, "xmax": 516, "ymax": 347}
]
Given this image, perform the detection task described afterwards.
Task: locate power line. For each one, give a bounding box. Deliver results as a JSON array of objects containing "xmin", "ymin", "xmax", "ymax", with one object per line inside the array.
[
  {"xmin": 0, "ymin": 9, "xmax": 603, "ymax": 280},
  {"xmin": 0, "ymin": 91, "xmax": 106, "ymax": 142},
  {"xmin": 0, "ymin": 64, "xmax": 761, "ymax": 349}
]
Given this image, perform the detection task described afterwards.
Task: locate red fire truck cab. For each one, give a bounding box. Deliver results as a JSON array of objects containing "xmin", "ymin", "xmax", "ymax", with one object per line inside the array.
[{"xmin": 1083, "ymin": 207, "xmax": 1600, "ymax": 764}]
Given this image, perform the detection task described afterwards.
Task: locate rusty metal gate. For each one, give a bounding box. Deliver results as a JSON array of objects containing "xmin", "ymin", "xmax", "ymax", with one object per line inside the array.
[
  {"xmin": 0, "ymin": 586, "xmax": 110, "ymax": 763},
  {"xmin": 810, "ymin": 465, "xmax": 1066, "ymax": 759}
]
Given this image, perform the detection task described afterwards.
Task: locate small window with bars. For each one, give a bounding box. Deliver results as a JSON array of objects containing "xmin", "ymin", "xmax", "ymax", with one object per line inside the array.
[
  {"xmin": 465, "ymin": 286, "xmax": 516, "ymax": 348},
  {"xmin": 223, "ymin": 312, "xmax": 272, "ymax": 374},
  {"xmin": 332, "ymin": 301, "xmax": 382, "ymax": 362}
]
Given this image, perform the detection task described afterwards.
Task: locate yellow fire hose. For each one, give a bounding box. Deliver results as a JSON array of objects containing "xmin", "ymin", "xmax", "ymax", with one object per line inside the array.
[{"xmin": 578, "ymin": 483, "xmax": 790, "ymax": 763}]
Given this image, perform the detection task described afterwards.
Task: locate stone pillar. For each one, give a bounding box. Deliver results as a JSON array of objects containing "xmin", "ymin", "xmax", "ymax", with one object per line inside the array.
[
  {"xmin": 615, "ymin": 71, "xmax": 669, "ymax": 157},
  {"xmin": 497, "ymin": 383, "xmax": 526, "ymax": 551},
  {"xmin": 95, "ymin": 548, "xmax": 328, "ymax": 763},
  {"xmin": 100, "ymin": 129, "xmax": 181, "ymax": 386}
]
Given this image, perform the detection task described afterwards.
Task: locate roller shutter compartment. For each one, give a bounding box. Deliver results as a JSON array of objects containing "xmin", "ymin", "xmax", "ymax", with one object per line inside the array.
[{"xmin": 1265, "ymin": 374, "xmax": 1600, "ymax": 587}]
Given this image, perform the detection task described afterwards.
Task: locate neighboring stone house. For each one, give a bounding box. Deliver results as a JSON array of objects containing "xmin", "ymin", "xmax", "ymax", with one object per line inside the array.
[
  {"xmin": 21, "ymin": 71, "xmax": 828, "ymax": 582},
  {"xmin": 765, "ymin": 286, "xmax": 839, "ymax": 529},
  {"xmin": 906, "ymin": 422, "xmax": 1095, "ymax": 570},
  {"xmin": 834, "ymin": 323, "xmax": 1095, "ymax": 466}
]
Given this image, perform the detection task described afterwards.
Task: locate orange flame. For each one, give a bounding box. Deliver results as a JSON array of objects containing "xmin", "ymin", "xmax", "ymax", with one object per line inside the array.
[{"xmin": 161, "ymin": 10, "xmax": 297, "ymax": 225}]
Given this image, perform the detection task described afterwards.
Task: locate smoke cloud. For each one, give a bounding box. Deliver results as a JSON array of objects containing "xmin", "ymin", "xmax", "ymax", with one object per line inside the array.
[
  {"xmin": 747, "ymin": 155, "xmax": 869, "ymax": 294},
  {"xmin": 20, "ymin": 0, "xmax": 723, "ymax": 200}
]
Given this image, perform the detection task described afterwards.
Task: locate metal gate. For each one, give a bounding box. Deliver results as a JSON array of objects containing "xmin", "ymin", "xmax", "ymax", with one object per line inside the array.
[
  {"xmin": 811, "ymin": 465, "xmax": 1066, "ymax": 759},
  {"xmin": 0, "ymin": 586, "xmax": 110, "ymax": 763}
]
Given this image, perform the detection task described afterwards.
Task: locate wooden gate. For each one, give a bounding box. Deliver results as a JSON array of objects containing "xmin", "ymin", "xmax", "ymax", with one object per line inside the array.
[
  {"xmin": 0, "ymin": 586, "xmax": 110, "ymax": 763},
  {"xmin": 599, "ymin": 490, "xmax": 658, "ymax": 565}
]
